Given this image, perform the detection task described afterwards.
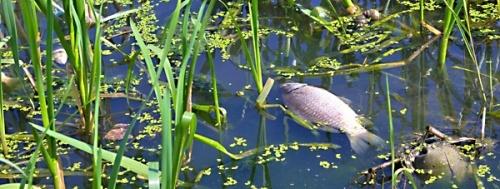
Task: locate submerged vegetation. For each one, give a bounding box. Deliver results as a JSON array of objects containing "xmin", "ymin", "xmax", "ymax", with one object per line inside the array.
[{"xmin": 0, "ymin": 0, "xmax": 498, "ymax": 188}]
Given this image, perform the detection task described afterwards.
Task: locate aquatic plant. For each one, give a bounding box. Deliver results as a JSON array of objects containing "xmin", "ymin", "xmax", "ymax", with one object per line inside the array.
[
  {"xmin": 0, "ymin": 0, "xmax": 497, "ymax": 188},
  {"xmin": 0, "ymin": 42, "xmax": 7, "ymax": 156},
  {"xmin": 385, "ymin": 75, "xmax": 396, "ymax": 188}
]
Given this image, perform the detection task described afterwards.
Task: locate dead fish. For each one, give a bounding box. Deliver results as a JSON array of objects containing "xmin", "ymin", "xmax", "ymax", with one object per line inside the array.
[
  {"xmin": 52, "ymin": 48, "xmax": 68, "ymax": 65},
  {"xmin": 104, "ymin": 123, "xmax": 130, "ymax": 141},
  {"xmin": 413, "ymin": 142, "xmax": 472, "ymax": 182},
  {"xmin": 281, "ymin": 82, "xmax": 384, "ymax": 154}
]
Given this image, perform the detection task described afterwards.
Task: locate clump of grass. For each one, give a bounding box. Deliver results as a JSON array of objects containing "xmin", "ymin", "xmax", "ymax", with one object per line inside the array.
[
  {"xmin": 1, "ymin": 0, "xmax": 106, "ymax": 187},
  {"xmin": 440, "ymin": 0, "xmax": 488, "ymax": 138},
  {"xmin": 248, "ymin": 0, "xmax": 263, "ymax": 93},
  {"xmin": 124, "ymin": 0, "xmax": 223, "ymax": 188},
  {"xmin": 438, "ymin": 0, "xmax": 457, "ymax": 66},
  {"xmin": 15, "ymin": 0, "xmax": 65, "ymax": 187}
]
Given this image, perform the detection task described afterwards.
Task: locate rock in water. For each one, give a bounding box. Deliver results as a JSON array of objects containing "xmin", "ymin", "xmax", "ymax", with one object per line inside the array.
[
  {"xmin": 413, "ymin": 142, "xmax": 472, "ymax": 182},
  {"xmin": 281, "ymin": 82, "xmax": 384, "ymax": 154}
]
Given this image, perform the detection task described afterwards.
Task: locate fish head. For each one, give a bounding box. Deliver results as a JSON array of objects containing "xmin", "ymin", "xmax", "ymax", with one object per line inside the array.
[{"xmin": 280, "ymin": 82, "xmax": 307, "ymax": 94}]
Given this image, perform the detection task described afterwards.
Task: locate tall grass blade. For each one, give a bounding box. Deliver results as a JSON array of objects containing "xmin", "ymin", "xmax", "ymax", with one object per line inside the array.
[
  {"xmin": 45, "ymin": 0, "xmax": 56, "ymax": 157},
  {"xmin": 90, "ymin": 2, "xmax": 104, "ymax": 188},
  {"xmin": 18, "ymin": 0, "xmax": 65, "ymax": 187},
  {"xmin": 207, "ymin": 52, "xmax": 222, "ymax": 126},
  {"xmin": 419, "ymin": 0, "xmax": 424, "ymax": 24},
  {"xmin": 0, "ymin": 45, "xmax": 7, "ymax": 155},
  {"xmin": 0, "ymin": 157, "xmax": 26, "ymax": 178},
  {"xmin": 385, "ymin": 75, "xmax": 396, "ymax": 188},
  {"xmin": 1, "ymin": 0, "xmax": 23, "ymax": 79},
  {"xmin": 186, "ymin": 0, "xmax": 217, "ymax": 112},
  {"xmin": 249, "ymin": 0, "xmax": 263, "ymax": 93},
  {"xmin": 443, "ymin": 0, "xmax": 488, "ymax": 139},
  {"xmin": 148, "ymin": 162, "xmax": 161, "ymax": 189},
  {"xmin": 157, "ymin": 0, "xmax": 184, "ymax": 101},
  {"xmin": 29, "ymin": 123, "xmax": 150, "ymax": 177},
  {"xmin": 438, "ymin": 0, "xmax": 456, "ymax": 66},
  {"xmin": 256, "ymin": 78, "xmax": 274, "ymax": 107},
  {"xmin": 193, "ymin": 134, "xmax": 243, "ymax": 159},
  {"xmin": 172, "ymin": 112, "xmax": 197, "ymax": 188},
  {"xmin": 129, "ymin": 19, "xmax": 173, "ymax": 189}
]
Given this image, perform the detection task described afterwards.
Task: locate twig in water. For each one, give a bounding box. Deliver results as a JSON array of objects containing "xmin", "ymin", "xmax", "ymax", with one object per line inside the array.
[{"xmin": 426, "ymin": 125, "xmax": 452, "ymax": 141}]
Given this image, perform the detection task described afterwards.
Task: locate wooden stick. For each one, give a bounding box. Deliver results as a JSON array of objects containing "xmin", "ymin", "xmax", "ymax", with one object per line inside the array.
[{"xmin": 426, "ymin": 125, "xmax": 452, "ymax": 141}]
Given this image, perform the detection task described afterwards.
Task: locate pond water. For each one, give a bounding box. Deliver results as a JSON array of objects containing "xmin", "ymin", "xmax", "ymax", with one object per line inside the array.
[{"xmin": 1, "ymin": 0, "xmax": 499, "ymax": 188}]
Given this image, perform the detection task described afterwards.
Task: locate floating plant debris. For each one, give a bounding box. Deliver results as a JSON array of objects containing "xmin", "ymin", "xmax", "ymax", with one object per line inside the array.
[
  {"xmin": 104, "ymin": 123, "xmax": 130, "ymax": 141},
  {"xmin": 0, "ymin": 0, "xmax": 497, "ymax": 188},
  {"xmin": 358, "ymin": 126, "xmax": 494, "ymax": 186}
]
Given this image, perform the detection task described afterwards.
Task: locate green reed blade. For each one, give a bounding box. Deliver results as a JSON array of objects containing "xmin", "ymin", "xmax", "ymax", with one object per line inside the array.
[
  {"xmin": 45, "ymin": 0, "xmax": 56, "ymax": 157},
  {"xmin": 230, "ymin": 0, "xmax": 260, "ymax": 95},
  {"xmin": 148, "ymin": 162, "xmax": 161, "ymax": 189},
  {"xmin": 157, "ymin": 0, "xmax": 184, "ymax": 101},
  {"xmin": 34, "ymin": 0, "xmax": 76, "ymax": 68},
  {"xmin": 21, "ymin": 126, "xmax": 47, "ymax": 188},
  {"xmin": 1, "ymin": 0, "xmax": 22, "ymax": 79},
  {"xmin": 207, "ymin": 52, "xmax": 222, "ymax": 126},
  {"xmin": 174, "ymin": 0, "xmax": 214, "ymax": 125},
  {"xmin": 18, "ymin": 0, "xmax": 65, "ymax": 187},
  {"xmin": 0, "ymin": 45, "xmax": 7, "ymax": 156},
  {"xmin": 130, "ymin": 19, "xmax": 174, "ymax": 189},
  {"xmin": 68, "ymin": 0, "xmax": 93, "ymax": 133},
  {"xmin": 234, "ymin": 22, "xmax": 259, "ymax": 91},
  {"xmin": 325, "ymin": 0, "xmax": 346, "ymax": 34},
  {"xmin": 90, "ymin": 2, "xmax": 104, "ymax": 188},
  {"xmin": 186, "ymin": 0, "xmax": 217, "ymax": 110},
  {"xmin": 419, "ymin": 0, "xmax": 424, "ymax": 23},
  {"xmin": 30, "ymin": 123, "xmax": 150, "ymax": 178},
  {"xmin": 256, "ymin": 78, "xmax": 275, "ymax": 107},
  {"xmin": 438, "ymin": 0, "xmax": 456, "ymax": 66},
  {"xmin": 442, "ymin": 0, "xmax": 486, "ymax": 104},
  {"xmin": 193, "ymin": 134, "xmax": 243, "ymax": 160},
  {"xmin": 175, "ymin": 0, "xmax": 202, "ymax": 119},
  {"xmin": 402, "ymin": 169, "xmax": 418, "ymax": 189},
  {"xmin": 385, "ymin": 75, "xmax": 396, "ymax": 188},
  {"xmin": 0, "ymin": 157, "xmax": 26, "ymax": 178},
  {"xmin": 249, "ymin": 0, "xmax": 263, "ymax": 93},
  {"xmin": 172, "ymin": 112, "xmax": 197, "ymax": 188},
  {"xmin": 342, "ymin": 0, "xmax": 355, "ymax": 9}
]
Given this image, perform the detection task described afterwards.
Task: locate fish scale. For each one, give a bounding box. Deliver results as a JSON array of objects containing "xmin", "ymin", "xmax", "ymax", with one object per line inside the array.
[
  {"xmin": 283, "ymin": 84, "xmax": 358, "ymax": 131},
  {"xmin": 281, "ymin": 82, "xmax": 385, "ymax": 153}
]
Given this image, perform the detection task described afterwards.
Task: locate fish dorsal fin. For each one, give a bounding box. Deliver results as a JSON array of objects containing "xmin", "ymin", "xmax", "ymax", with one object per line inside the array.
[
  {"xmin": 338, "ymin": 96, "xmax": 352, "ymax": 105},
  {"xmin": 356, "ymin": 115, "xmax": 373, "ymax": 127}
]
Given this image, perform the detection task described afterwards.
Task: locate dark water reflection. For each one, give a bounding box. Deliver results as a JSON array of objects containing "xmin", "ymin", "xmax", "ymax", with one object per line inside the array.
[
  {"xmin": 186, "ymin": 1, "xmax": 498, "ymax": 188},
  {"xmin": 1, "ymin": 0, "xmax": 498, "ymax": 188}
]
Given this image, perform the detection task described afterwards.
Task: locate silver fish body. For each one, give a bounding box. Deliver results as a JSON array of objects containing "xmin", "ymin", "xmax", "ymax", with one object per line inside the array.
[{"xmin": 281, "ymin": 82, "xmax": 384, "ymax": 153}]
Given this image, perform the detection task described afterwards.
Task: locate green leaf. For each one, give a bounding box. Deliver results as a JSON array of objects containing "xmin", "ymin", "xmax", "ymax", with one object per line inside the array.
[
  {"xmin": 29, "ymin": 123, "xmax": 149, "ymax": 178},
  {"xmin": 194, "ymin": 134, "xmax": 242, "ymax": 160},
  {"xmin": 0, "ymin": 183, "xmax": 41, "ymax": 189},
  {"xmin": 148, "ymin": 162, "xmax": 160, "ymax": 189}
]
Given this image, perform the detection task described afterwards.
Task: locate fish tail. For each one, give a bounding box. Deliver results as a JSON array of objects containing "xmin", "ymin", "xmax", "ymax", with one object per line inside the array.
[{"xmin": 347, "ymin": 131, "xmax": 385, "ymax": 154}]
